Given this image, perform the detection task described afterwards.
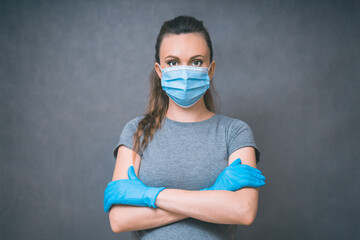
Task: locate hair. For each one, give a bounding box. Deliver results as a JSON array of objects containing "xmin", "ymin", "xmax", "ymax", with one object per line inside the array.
[{"xmin": 131, "ymin": 15, "xmax": 220, "ymax": 163}]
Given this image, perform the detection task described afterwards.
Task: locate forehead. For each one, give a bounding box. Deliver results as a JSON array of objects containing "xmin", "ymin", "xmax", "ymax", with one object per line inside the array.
[{"xmin": 159, "ymin": 33, "xmax": 209, "ymax": 60}]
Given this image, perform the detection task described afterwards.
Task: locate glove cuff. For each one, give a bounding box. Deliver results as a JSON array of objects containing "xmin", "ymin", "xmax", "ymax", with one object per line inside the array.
[{"xmin": 144, "ymin": 187, "xmax": 166, "ymax": 208}]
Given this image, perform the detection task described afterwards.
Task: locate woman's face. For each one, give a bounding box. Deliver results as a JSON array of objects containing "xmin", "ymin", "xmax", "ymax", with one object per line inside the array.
[{"xmin": 155, "ymin": 33, "xmax": 215, "ymax": 80}]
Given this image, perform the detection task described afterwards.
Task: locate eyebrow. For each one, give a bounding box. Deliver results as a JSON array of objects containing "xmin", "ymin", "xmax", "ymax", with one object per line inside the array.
[{"xmin": 164, "ymin": 54, "xmax": 205, "ymax": 60}]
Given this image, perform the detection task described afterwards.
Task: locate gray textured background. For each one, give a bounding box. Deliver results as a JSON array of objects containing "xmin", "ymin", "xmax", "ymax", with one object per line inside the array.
[{"xmin": 1, "ymin": 0, "xmax": 359, "ymax": 239}]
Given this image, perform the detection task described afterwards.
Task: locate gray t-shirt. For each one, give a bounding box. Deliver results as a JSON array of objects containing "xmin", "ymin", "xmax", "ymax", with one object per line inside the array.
[{"xmin": 112, "ymin": 113, "xmax": 261, "ymax": 240}]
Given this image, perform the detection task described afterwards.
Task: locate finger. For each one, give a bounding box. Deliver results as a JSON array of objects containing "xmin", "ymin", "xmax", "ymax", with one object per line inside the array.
[
  {"xmin": 104, "ymin": 182, "xmax": 125, "ymax": 202},
  {"xmin": 104, "ymin": 180, "xmax": 118, "ymax": 193},
  {"xmin": 236, "ymin": 164, "xmax": 262, "ymax": 175},
  {"xmin": 103, "ymin": 193, "xmax": 108, "ymax": 212},
  {"xmin": 104, "ymin": 198, "xmax": 113, "ymax": 213},
  {"xmin": 104, "ymin": 194, "xmax": 113, "ymax": 212},
  {"xmin": 229, "ymin": 158, "xmax": 241, "ymax": 166},
  {"xmin": 104, "ymin": 192, "xmax": 119, "ymax": 213},
  {"xmin": 104, "ymin": 189, "xmax": 117, "ymax": 204},
  {"xmin": 228, "ymin": 171, "xmax": 265, "ymax": 184},
  {"xmin": 239, "ymin": 168, "xmax": 266, "ymax": 180},
  {"xmin": 104, "ymin": 181, "xmax": 129, "ymax": 202},
  {"xmin": 104, "ymin": 184, "xmax": 114, "ymax": 199},
  {"xmin": 239, "ymin": 176, "xmax": 266, "ymax": 188},
  {"xmin": 234, "ymin": 173, "xmax": 266, "ymax": 183},
  {"xmin": 128, "ymin": 165, "xmax": 138, "ymax": 180}
]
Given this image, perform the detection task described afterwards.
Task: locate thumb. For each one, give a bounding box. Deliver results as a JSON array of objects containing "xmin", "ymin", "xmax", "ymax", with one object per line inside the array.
[
  {"xmin": 230, "ymin": 158, "xmax": 242, "ymax": 166},
  {"xmin": 127, "ymin": 165, "xmax": 138, "ymax": 180}
]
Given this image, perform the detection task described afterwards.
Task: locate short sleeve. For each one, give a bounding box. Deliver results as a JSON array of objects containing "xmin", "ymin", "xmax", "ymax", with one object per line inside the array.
[
  {"xmin": 113, "ymin": 117, "xmax": 143, "ymax": 161},
  {"xmin": 227, "ymin": 119, "xmax": 261, "ymax": 164}
]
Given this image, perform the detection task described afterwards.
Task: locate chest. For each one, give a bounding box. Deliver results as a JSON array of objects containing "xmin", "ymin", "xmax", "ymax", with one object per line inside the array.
[{"xmin": 138, "ymin": 125, "xmax": 229, "ymax": 190}]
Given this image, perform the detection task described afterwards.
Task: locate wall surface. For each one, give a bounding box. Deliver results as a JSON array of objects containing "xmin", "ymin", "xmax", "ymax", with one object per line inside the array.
[{"xmin": 1, "ymin": 0, "xmax": 359, "ymax": 239}]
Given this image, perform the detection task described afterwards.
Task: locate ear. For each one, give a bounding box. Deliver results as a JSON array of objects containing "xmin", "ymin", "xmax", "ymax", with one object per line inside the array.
[
  {"xmin": 154, "ymin": 62, "xmax": 162, "ymax": 79},
  {"xmin": 208, "ymin": 60, "xmax": 216, "ymax": 81}
]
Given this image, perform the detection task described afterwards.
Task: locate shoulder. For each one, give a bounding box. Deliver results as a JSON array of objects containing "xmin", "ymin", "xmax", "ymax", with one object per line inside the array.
[
  {"xmin": 217, "ymin": 114, "xmax": 252, "ymax": 132},
  {"xmin": 123, "ymin": 115, "xmax": 145, "ymax": 130},
  {"xmin": 217, "ymin": 114, "xmax": 256, "ymax": 145},
  {"xmin": 218, "ymin": 114, "xmax": 260, "ymax": 163},
  {"xmin": 117, "ymin": 115, "xmax": 145, "ymax": 139}
]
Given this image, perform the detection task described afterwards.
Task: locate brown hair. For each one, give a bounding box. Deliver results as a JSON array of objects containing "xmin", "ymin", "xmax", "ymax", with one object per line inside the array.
[{"xmin": 131, "ymin": 15, "xmax": 220, "ymax": 163}]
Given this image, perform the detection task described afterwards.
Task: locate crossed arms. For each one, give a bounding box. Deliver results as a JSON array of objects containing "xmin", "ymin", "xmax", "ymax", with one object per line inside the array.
[{"xmin": 108, "ymin": 145, "xmax": 260, "ymax": 233}]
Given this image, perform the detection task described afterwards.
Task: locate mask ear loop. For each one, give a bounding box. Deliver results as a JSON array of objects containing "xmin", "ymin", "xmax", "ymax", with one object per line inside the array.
[
  {"xmin": 207, "ymin": 62, "xmax": 212, "ymax": 72},
  {"xmin": 157, "ymin": 64, "xmax": 164, "ymax": 80}
]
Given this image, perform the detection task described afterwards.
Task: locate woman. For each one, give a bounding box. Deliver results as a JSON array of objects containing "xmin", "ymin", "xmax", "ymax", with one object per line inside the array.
[{"xmin": 104, "ymin": 15, "xmax": 266, "ymax": 240}]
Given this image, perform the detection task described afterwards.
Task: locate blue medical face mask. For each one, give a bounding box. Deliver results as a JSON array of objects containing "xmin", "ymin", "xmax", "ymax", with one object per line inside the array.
[{"xmin": 159, "ymin": 63, "xmax": 212, "ymax": 108}]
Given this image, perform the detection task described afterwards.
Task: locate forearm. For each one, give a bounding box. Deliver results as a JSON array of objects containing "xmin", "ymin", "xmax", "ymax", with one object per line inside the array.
[
  {"xmin": 155, "ymin": 189, "xmax": 249, "ymax": 225},
  {"xmin": 109, "ymin": 204, "xmax": 189, "ymax": 233}
]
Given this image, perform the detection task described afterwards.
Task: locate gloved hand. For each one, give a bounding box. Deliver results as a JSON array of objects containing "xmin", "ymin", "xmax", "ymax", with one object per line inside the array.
[
  {"xmin": 103, "ymin": 165, "xmax": 165, "ymax": 213},
  {"xmin": 200, "ymin": 158, "xmax": 266, "ymax": 191}
]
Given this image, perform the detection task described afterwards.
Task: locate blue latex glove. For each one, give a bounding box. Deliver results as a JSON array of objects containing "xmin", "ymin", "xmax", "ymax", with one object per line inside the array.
[
  {"xmin": 200, "ymin": 158, "xmax": 266, "ymax": 191},
  {"xmin": 103, "ymin": 165, "xmax": 165, "ymax": 213}
]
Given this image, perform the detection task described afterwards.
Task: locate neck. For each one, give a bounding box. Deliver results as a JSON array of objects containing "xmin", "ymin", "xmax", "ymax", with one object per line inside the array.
[{"xmin": 165, "ymin": 97, "xmax": 215, "ymax": 122}]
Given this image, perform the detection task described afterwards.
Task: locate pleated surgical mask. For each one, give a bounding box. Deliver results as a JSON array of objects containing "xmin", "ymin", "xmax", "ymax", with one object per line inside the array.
[{"xmin": 159, "ymin": 63, "xmax": 212, "ymax": 108}]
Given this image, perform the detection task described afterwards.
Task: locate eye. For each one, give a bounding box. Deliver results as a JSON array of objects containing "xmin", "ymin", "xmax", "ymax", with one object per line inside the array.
[
  {"xmin": 167, "ymin": 60, "xmax": 178, "ymax": 67},
  {"xmin": 192, "ymin": 60, "xmax": 203, "ymax": 67}
]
